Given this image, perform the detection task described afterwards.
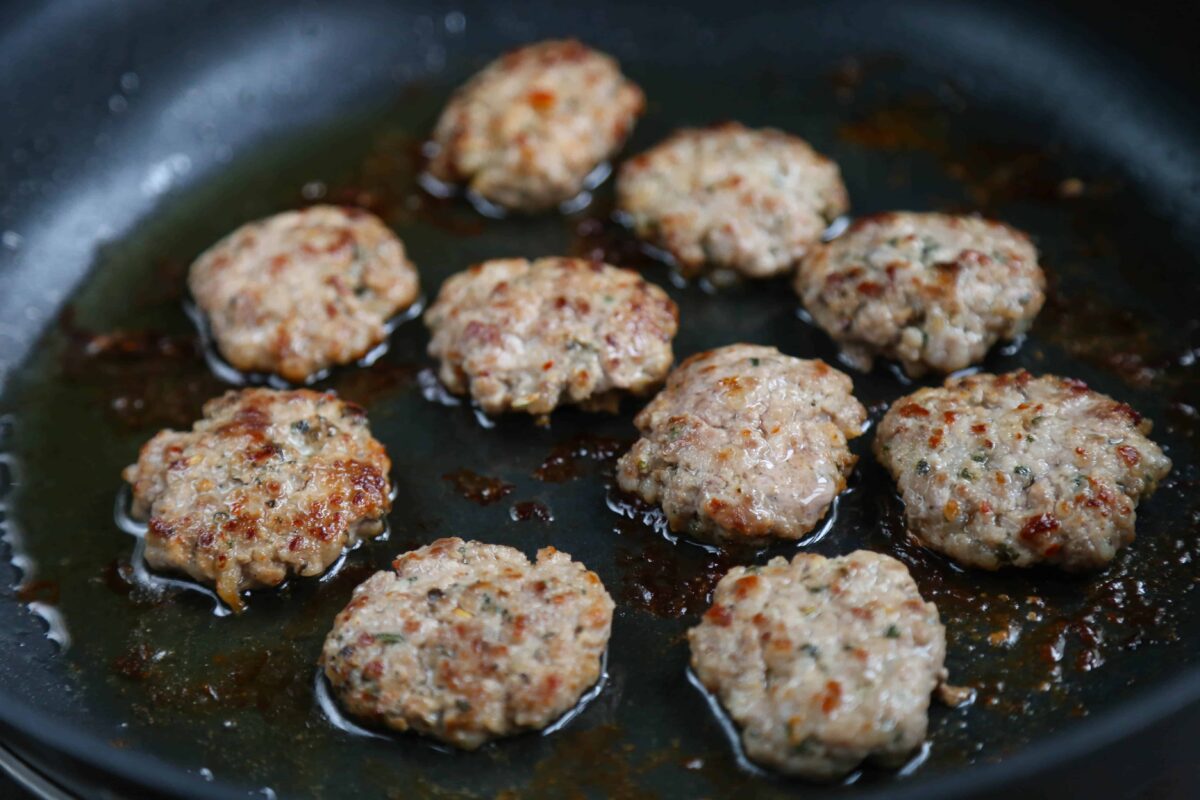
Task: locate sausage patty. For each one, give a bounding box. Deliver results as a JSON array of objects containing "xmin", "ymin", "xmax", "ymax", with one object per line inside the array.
[
  {"xmin": 123, "ymin": 389, "xmax": 392, "ymax": 611},
  {"xmin": 796, "ymin": 212, "xmax": 1045, "ymax": 376},
  {"xmin": 689, "ymin": 550, "xmax": 948, "ymax": 779},
  {"xmin": 320, "ymin": 537, "xmax": 614, "ymax": 749},
  {"xmin": 424, "ymin": 257, "xmax": 678, "ymax": 416},
  {"xmin": 189, "ymin": 205, "xmax": 420, "ymax": 383},
  {"xmin": 427, "ymin": 39, "xmax": 644, "ymax": 212},
  {"xmin": 616, "ymin": 344, "xmax": 866, "ymax": 545},
  {"xmin": 874, "ymin": 370, "xmax": 1171, "ymax": 570},
  {"xmin": 616, "ymin": 123, "xmax": 849, "ymax": 278}
]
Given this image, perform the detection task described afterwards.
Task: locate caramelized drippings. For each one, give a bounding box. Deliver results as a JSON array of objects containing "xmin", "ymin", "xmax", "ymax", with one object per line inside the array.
[{"xmin": 442, "ymin": 469, "xmax": 515, "ymax": 506}]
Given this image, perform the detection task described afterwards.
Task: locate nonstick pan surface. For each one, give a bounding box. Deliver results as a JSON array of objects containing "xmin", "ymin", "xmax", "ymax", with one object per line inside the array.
[{"xmin": 2, "ymin": 1, "xmax": 1200, "ymax": 798}]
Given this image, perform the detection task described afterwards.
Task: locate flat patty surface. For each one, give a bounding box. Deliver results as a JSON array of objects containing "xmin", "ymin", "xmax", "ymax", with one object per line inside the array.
[
  {"xmin": 796, "ymin": 212, "xmax": 1045, "ymax": 376},
  {"xmin": 123, "ymin": 388, "xmax": 392, "ymax": 611},
  {"xmin": 188, "ymin": 205, "xmax": 420, "ymax": 383},
  {"xmin": 424, "ymin": 256, "xmax": 678, "ymax": 416},
  {"xmin": 427, "ymin": 39, "xmax": 644, "ymax": 212},
  {"xmin": 616, "ymin": 344, "xmax": 866, "ymax": 545},
  {"xmin": 874, "ymin": 370, "xmax": 1172, "ymax": 570},
  {"xmin": 689, "ymin": 550, "xmax": 947, "ymax": 779},
  {"xmin": 617, "ymin": 123, "xmax": 849, "ymax": 278},
  {"xmin": 320, "ymin": 537, "xmax": 614, "ymax": 749}
]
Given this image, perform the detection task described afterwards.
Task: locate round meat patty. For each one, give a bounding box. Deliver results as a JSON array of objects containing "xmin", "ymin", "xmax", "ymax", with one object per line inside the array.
[
  {"xmin": 426, "ymin": 39, "xmax": 644, "ymax": 212},
  {"xmin": 616, "ymin": 344, "xmax": 867, "ymax": 545},
  {"xmin": 424, "ymin": 257, "xmax": 678, "ymax": 417},
  {"xmin": 874, "ymin": 370, "xmax": 1172, "ymax": 571},
  {"xmin": 689, "ymin": 550, "xmax": 948, "ymax": 779},
  {"xmin": 796, "ymin": 212, "xmax": 1045, "ymax": 376},
  {"xmin": 122, "ymin": 389, "xmax": 392, "ymax": 611},
  {"xmin": 616, "ymin": 123, "xmax": 849, "ymax": 278},
  {"xmin": 320, "ymin": 537, "xmax": 614, "ymax": 749},
  {"xmin": 188, "ymin": 205, "xmax": 420, "ymax": 384}
]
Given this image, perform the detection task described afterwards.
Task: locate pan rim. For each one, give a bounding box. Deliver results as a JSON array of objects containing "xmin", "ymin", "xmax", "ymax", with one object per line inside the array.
[{"xmin": 1, "ymin": 660, "xmax": 1199, "ymax": 798}]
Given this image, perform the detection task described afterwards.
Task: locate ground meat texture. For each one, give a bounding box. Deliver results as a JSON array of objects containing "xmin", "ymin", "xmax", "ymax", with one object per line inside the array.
[
  {"xmin": 426, "ymin": 39, "xmax": 644, "ymax": 212},
  {"xmin": 796, "ymin": 212, "xmax": 1045, "ymax": 376},
  {"xmin": 689, "ymin": 550, "xmax": 948, "ymax": 779},
  {"xmin": 616, "ymin": 344, "xmax": 866, "ymax": 545},
  {"xmin": 424, "ymin": 257, "xmax": 678, "ymax": 416},
  {"xmin": 188, "ymin": 205, "xmax": 420, "ymax": 383},
  {"xmin": 320, "ymin": 537, "xmax": 614, "ymax": 749},
  {"xmin": 874, "ymin": 370, "xmax": 1172, "ymax": 571},
  {"xmin": 122, "ymin": 389, "xmax": 392, "ymax": 611},
  {"xmin": 616, "ymin": 123, "xmax": 849, "ymax": 278}
]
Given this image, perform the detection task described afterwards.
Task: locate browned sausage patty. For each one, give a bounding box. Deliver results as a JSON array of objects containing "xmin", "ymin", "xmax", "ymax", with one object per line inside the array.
[
  {"xmin": 123, "ymin": 389, "xmax": 392, "ymax": 611},
  {"xmin": 427, "ymin": 39, "xmax": 644, "ymax": 212},
  {"xmin": 617, "ymin": 123, "xmax": 849, "ymax": 277},
  {"xmin": 796, "ymin": 212, "xmax": 1045, "ymax": 376},
  {"xmin": 616, "ymin": 344, "xmax": 866, "ymax": 545},
  {"xmin": 321, "ymin": 538, "xmax": 614, "ymax": 749},
  {"xmin": 875, "ymin": 370, "xmax": 1171, "ymax": 570},
  {"xmin": 424, "ymin": 257, "xmax": 678, "ymax": 416},
  {"xmin": 189, "ymin": 205, "xmax": 420, "ymax": 384},
  {"xmin": 690, "ymin": 550, "xmax": 948, "ymax": 779}
]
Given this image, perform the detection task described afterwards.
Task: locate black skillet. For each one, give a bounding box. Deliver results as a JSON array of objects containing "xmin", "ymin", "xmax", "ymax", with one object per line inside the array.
[{"xmin": 2, "ymin": 1, "xmax": 1200, "ymax": 797}]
